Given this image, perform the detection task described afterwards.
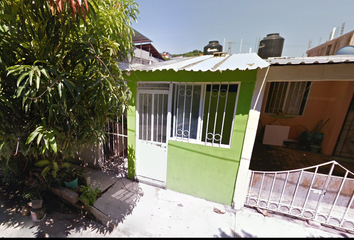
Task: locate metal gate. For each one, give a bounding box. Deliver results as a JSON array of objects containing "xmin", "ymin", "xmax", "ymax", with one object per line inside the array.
[
  {"xmin": 245, "ymin": 160, "xmax": 354, "ymax": 231},
  {"xmin": 102, "ymin": 112, "xmax": 128, "ymax": 176}
]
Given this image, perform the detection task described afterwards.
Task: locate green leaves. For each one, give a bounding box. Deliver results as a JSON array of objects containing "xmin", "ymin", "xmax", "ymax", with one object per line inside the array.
[
  {"xmin": 34, "ymin": 159, "xmax": 51, "ymax": 167},
  {"xmin": 26, "ymin": 126, "xmax": 62, "ymax": 154},
  {"xmin": 0, "ymin": 0, "xmax": 137, "ymax": 180},
  {"xmin": 34, "ymin": 158, "xmax": 62, "ymax": 179},
  {"xmin": 79, "ymin": 184, "xmax": 100, "ymax": 206}
]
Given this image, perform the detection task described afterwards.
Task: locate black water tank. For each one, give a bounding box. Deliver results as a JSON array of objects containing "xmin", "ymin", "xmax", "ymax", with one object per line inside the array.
[
  {"xmin": 203, "ymin": 41, "xmax": 223, "ymax": 55},
  {"xmin": 257, "ymin": 33, "xmax": 284, "ymax": 59}
]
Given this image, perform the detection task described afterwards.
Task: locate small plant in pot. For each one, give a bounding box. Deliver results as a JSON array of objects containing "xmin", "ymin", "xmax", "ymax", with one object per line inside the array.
[
  {"xmin": 61, "ymin": 165, "xmax": 84, "ymax": 190},
  {"xmin": 62, "ymin": 171, "xmax": 79, "ymax": 189}
]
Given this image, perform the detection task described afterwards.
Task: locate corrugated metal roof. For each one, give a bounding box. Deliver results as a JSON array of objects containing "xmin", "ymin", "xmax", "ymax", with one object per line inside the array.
[
  {"xmin": 132, "ymin": 29, "xmax": 152, "ymax": 44},
  {"xmin": 123, "ymin": 53, "xmax": 269, "ymax": 72},
  {"xmin": 267, "ymin": 55, "xmax": 354, "ymax": 65}
]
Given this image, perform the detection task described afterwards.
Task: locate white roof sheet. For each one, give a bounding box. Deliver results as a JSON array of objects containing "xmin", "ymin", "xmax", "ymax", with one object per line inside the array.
[
  {"xmin": 123, "ymin": 53, "xmax": 269, "ymax": 72},
  {"xmin": 267, "ymin": 55, "xmax": 354, "ymax": 65}
]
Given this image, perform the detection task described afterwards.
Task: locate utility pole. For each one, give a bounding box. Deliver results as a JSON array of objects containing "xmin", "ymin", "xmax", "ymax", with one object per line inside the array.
[
  {"xmin": 227, "ymin": 40, "xmax": 235, "ymax": 55},
  {"xmin": 239, "ymin": 39, "xmax": 243, "ymax": 53}
]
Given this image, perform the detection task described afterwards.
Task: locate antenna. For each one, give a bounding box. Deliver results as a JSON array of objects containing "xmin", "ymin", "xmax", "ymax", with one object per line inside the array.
[
  {"xmin": 340, "ymin": 22, "xmax": 345, "ymax": 36},
  {"xmin": 254, "ymin": 36, "xmax": 261, "ymax": 53},
  {"xmin": 239, "ymin": 39, "xmax": 243, "ymax": 53},
  {"xmin": 318, "ymin": 37, "xmax": 322, "ymax": 45},
  {"xmin": 227, "ymin": 40, "xmax": 235, "ymax": 54},
  {"xmin": 308, "ymin": 39, "xmax": 312, "ymax": 50},
  {"xmin": 254, "ymin": 37, "xmax": 258, "ymax": 53}
]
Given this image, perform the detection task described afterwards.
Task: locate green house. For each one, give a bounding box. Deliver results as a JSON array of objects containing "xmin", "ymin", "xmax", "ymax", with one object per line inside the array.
[{"xmin": 123, "ymin": 53, "xmax": 269, "ymax": 206}]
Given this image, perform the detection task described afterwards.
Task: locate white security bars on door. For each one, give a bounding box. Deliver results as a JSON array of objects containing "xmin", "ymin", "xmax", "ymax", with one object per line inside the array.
[
  {"xmin": 138, "ymin": 92, "xmax": 168, "ymax": 143},
  {"xmin": 171, "ymin": 83, "xmax": 239, "ymax": 147}
]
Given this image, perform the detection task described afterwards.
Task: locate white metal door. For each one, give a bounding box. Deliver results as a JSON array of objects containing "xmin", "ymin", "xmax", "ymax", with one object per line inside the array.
[{"xmin": 136, "ymin": 89, "xmax": 171, "ymax": 187}]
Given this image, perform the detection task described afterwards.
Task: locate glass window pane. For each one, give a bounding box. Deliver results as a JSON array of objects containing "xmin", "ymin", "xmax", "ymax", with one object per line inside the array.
[
  {"xmin": 171, "ymin": 83, "xmax": 238, "ymax": 147},
  {"xmin": 138, "ymin": 93, "xmax": 143, "ymax": 140},
  {"xmin": 153, "ymin": 94, "xmax": 159, "ymax": 142},
  {"xmin": 162, "ymin": 94, "xmax": 168, "ymax": 143},
  {"xmin": 202, "ymin": 84, "xmax": 238, "ymax": 145},
  {"xmin": 175, "ymin": 84, "xmax": 200, "ymax": 140},
  {"xmin": 147, "ymin": 94, "xmax": 152, "ymax": 141}
]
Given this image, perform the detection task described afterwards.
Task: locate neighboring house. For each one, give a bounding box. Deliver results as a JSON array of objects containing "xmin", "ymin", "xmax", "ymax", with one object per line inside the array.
[
  {"xmin": 233, "ymin": 54, "xmax": 354, "ymax": 210},
  {"xmin": 130, "ymin": 29, "xmax": 165, "ymax": 65},
  {"xmin": 255, "ymin": 55, "xmax": 354, "ymax": 158},
  {"xmin": 122, "ymin": 53, "xmax": 269, "ymax": 206},
  {"xmin": 306, "ymin": 30, "xmax": 354, "ymax": 56},
  {"xmin": 162, "ymin": 52, "xmax": 172, "ymax": 60}
]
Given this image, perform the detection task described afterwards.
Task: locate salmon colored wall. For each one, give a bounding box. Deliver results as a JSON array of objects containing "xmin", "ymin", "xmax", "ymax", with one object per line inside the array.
[
  {"xmin": 321, "ymin": 82, "xmax": 354, "ymax": 155},
  {"xmin": 258, "ymin": 81, "xmax": 354, "ymax": 155}
]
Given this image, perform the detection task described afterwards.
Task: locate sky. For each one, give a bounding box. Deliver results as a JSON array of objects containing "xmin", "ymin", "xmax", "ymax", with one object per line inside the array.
[{"xmin": 131, "ymin": 0, "xmax": 354, "ymax": 57}]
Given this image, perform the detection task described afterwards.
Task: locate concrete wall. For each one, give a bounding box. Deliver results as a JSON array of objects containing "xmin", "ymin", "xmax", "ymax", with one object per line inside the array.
[{"xmin": 76, "ymin": 142, "xmax": 103, "ymax": 169}]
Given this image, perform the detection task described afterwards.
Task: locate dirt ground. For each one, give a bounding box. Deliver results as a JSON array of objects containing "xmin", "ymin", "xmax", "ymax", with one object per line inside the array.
[{"xmin": 0, "ymin": 181, "xmax": 114, "ymax": 237}]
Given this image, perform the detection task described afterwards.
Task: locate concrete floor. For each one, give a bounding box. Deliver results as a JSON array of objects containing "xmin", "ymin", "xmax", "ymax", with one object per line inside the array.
[
  {"xmin": 1, "ymin": 178, "xmax": 354, "ymax": 238},
  {"xmin": 250, "ymin": 141, "xmax": 354, "ymax": 175},
  {"xmin": 1, "ymin": 143, "xmax": 354, "ymax": 237}
]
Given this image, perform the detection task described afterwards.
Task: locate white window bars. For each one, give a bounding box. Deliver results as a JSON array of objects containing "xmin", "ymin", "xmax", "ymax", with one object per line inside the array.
[{"xmin": 171, "ymin": 82, "xmax": 239, "ymax": 147}]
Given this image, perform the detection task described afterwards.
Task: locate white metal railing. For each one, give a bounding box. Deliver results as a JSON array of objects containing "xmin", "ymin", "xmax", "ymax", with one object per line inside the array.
[{"xmin": 245, "ymin": 160, "xmax": 354, "ymax": 231}]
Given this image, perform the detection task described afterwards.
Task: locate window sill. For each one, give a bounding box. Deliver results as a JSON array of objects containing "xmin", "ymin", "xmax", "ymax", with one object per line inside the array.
[
  {"xmin": 168, "ymin": 138, "xmax": 231, "ymax": 149},
  {"xmin": 267, "ymin": 114, "xmax": 299, "ymax": 119}
]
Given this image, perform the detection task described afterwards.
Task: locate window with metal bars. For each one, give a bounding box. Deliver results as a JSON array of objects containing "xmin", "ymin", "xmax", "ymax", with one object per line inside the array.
[
  {"xmin": 264, "ymin": 81, "xmax": 311, "ymax": 116},
  {"xmin": 170, "ymin": 83, "xmax": 239, "ymax": 147}
]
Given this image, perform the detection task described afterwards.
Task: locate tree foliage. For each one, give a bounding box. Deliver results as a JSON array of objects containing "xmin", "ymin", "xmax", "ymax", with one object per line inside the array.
[
  {"xmin": 171, "ymin": 50, "xmax": 203, "ymax": 57},
  {"xmin": 0, "ymin": 0, "xmax": 139, "ymax": 185}
]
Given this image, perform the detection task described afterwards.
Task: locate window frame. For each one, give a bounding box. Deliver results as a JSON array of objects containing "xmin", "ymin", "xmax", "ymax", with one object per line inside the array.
[
  {"xmin": 169, "ymin": 82, "xmax": 240, "ymax": 148},
  {"xmin": 264, "ymin": 81, "xmax": 312, "ymax": 116}
]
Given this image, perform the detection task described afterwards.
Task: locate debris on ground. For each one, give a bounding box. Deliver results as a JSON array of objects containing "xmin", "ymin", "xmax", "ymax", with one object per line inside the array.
[
  {"xmin": 177, "ymin": 203, "xmax": 183, "ymax": 207},
  {"xmin": 213, "ymin": 207, "xmax": 225, "ymax": 214},
  {"xmin": 256, "ymin": 207, "xmax": 272, "ymax": 217}
]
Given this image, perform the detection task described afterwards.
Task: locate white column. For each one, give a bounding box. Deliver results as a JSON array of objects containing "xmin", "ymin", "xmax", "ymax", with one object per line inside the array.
[
  {"xmin": 233, "ymin": 67, "xmax": 269, "ymax": 209},
  {"xmin": 233, "ymin": 109, "xmax": 260, "ymax": 209}
]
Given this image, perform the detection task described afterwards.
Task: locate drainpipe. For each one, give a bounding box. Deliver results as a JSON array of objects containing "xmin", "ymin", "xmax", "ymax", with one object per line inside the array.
[{"xmin": 232, "ymin": 65, "xmax": 270, "ymax": 210}]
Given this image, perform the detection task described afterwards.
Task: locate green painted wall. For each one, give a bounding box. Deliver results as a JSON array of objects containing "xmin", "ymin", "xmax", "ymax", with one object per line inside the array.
[
  {"xmin": 126, "ymin": 69, "xmax": 257, "ymax": 205},
  {"xmin": 127, "ymin": 81, "xmax": 137, "ymax": 180}
]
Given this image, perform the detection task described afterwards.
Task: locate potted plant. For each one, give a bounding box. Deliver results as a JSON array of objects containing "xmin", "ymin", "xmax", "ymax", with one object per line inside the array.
[
  {"xmin": 61, "ymin": 165, "xmax": 85, "ymax": 190},
  {"xmin": 22, "ymin": 187, "xmax": 46, "ymax": 222},
  {"xmin": 297, "ymin": 119, "xmax": 329, "ymax": 153}
]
